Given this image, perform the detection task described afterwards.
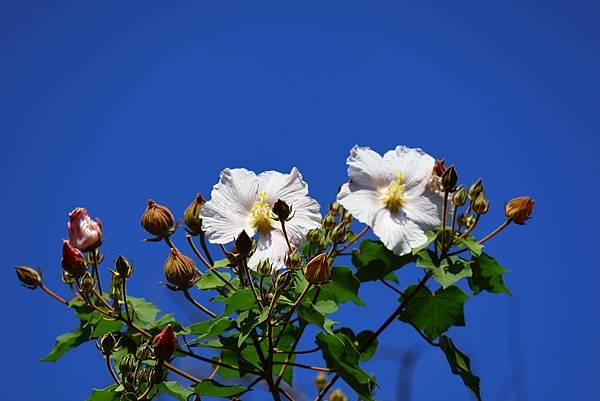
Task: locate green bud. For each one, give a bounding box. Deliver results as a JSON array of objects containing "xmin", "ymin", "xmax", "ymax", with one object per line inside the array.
[
  {"xmin": 466, "ymin": 215, "xmax": 477, "ymax": 229},
  {"xmin": 115, "ymin": 255, "xmax": 133, "ymax": 278},
  {"xmin": 472, "ymin": 192, "xmax": 490, "ymax": 215},
  {"xmin": 468, "ymin": 178, "xmax": 483, "ymax": 201},
  {"xmin": 452, "ymin": 185, "xmax": 467, "ymax": 206},
  {"xmin": 322, "ymin": 213, "xmax": 336, "ymax": 231},
  {"xmin": 119, "ymin": 354, "xmax": 135, "ymax": 373},
  {"xmin": 331, "ymin": 224, "xmax": 349, "ymax": 244},
  {"xmin": 257, "ymin": 259, "xmax": 273, "ymax": 276},
  {"xmin": 274, "ymin": 270, "xmax": 292, "ymax": 290},
  {"xmin": 14, "ymin": 266, "xmax": 42, "ymax": 289},
  {"xmin": 285, "ymin": 250, "xmax": 302, "ymax": 271},
  {"xmin": 136, "ymin": 342, "xmax": 153, "ymax": 361},
  {"xmin": 315, "ymin": 372, "xmax": 327, "ymax": 390},
  {"xmin": 80, "ymin": 272, "xmax": 95, "ymax": 294},
  {"xmin": 183, "ymin": 194, "xmax": 205, "ymax": 235},
  {"xmin": 329, "ymin": 201, "xmax": 342, "ymax": 215}
]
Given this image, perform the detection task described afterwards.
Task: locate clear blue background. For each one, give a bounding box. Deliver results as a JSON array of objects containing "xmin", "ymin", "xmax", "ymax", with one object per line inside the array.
[{"xmin": 1, "ymin": 1, "xmax": 598, "ymax": 400}]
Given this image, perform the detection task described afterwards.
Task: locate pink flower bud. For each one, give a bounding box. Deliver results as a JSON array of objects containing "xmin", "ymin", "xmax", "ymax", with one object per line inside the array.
[
  {"xmin": 68, "ymin": 208, "xmax": 102, "ymax": 251},
  {"xmin": 152, "ymin": 324, "xmax": 177, "ymax": 360},
  {"xmin": 61, "ymin": 240, "xmax": 87, "ymax": 277}
]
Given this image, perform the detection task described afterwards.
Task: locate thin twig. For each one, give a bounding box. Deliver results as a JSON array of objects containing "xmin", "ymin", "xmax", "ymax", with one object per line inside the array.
[
  {"xmin": 182, "ymin": 289, "xmax": 217, "ymax": 318},
  {"xmin": 105, "ymin": 355, "xmax": 121, "ymax": 385},
  {"xmin": 336, "ymin": 226, "xmax": 370, "ymax": 254}
]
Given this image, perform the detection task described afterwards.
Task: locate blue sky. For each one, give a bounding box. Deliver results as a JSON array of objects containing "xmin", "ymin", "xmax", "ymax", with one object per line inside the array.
[{"xmin": 1, "ymin": 1, "xmax": 598, "ymax": 400}]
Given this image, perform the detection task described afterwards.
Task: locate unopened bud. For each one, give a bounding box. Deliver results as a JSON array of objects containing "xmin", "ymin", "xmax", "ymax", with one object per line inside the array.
[
  {"xmin": 307, "ymin": 229, "xmax": 320, "ymax": 243},
  {"xmin": 115, "ymin": 255, "xmax": 133, "ymax": 278},
  {"xmin": 61, "ymin": 240, "xmax": 87, "ymax": 278},
  {"xmin": 141, "ymin": 199, "xmax": 175, "ymax": 238},
  {"xmin": 329, "ymin": 201, "xmax": 342, "ymax": 215},
  {"xmin": 472, "ymin": 192, "xmax": 490, "ymax": 215},
  {"xmin": 152, "ymin": 324, "xmax": 177, "ymax": 360},
  {"xmin": 235, "ymin": 230, "xmax": 254, "ymax": 256},
  {"xmin": 432, "ymin": 159, "xmax": 446, "ymax": 177},
  {"xmin": 119, "ymin": 354, "xmax": 135, "ymax": 373},
  {"xmin": 272, "ymin": 199, "xmax": 293, "ymax": 222},
  {"xmin": 136, "ymin": 368, "xmax": 151, "ymax": 384},
  {"xmin": 80, "ymin": 272, "xmax": 95, "ymax": 293},
  {"xmin": 465, "ymin": 215, "xmax": 477, "ymax": 229},
  {"xmin": 452, "ymin": 185, "xmax": 467, "ymax": 206},
  {"xmin": 342, "ymin": 212, "xmax": 352, "ymax": 224},
  {"xmin": 164, "ymin": 248, "xmax": 197, "ymax": 290},
  {"xmin": 330, "ymin": 224, "xmax": 349, "ymax": 243},
  {"xmin": 457, "ymin": 214, "xmax": 467, "ymax": 228},
  {"xmin": 136, "ymin": 342, "xmax": 153, "ymax": 361},
  {"xmin": 322, "ymin": 213, "xmax": 336, "ymax": 231},
  {"xmin": 440, "ymin": 165, "xmax": 458, "ymax": 192},
  {"xmin": 257, "ymin": 259, "xmax": 274, "ymax": 276},
  {"xmin": 285, "ymin": 250, "xmax": 303, "ymax": 271},
  {"xmin": 328, "ymin": 389, "xmax": 348, "ymax": 401},
  {"xmin": 315, "ymin": 372, "xmax": 327, "ymax": 390},
  {"xmin": 99, "ymin": 333, "xmax": 119, "ymax": 355},
  {"xmin": 505, "ymin": 196, "xmax": 535, "ymax": 225},
  {"xmin": 468, "ymin": 178, "xmax": 483, "ymax": 201},
  {"xmin": 15, "ymin": 266, "xmax": 42, "ymax": 289},
  {"xmin": 305, "ymin": 253, "xmax": 331, "ymax": 285},
  {"xmin": 184, "ymin": 194, "xmax": 205, "ymax": 235},
  {"xmin": 61, "ymin": 271, "xmax": 76, "ymax": 285},
  {"xmin": 274, "ymin": 270, "xmax": 292, "ymax": 290}
]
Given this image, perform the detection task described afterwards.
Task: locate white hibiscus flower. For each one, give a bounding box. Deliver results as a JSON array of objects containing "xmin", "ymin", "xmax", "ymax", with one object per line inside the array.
[
  {"xmin": 337, "ymin": 145, "xmax": 446, "ymax": 256},
  {"xmin": 201, "ymin": 167, "xmax": 321, "ymax": 270}
]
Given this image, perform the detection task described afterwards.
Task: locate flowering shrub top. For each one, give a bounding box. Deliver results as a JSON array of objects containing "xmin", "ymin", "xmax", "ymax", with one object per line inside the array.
[{"xmin": 15, "ymin": 144, "xmax": 534, "ymax": 401}]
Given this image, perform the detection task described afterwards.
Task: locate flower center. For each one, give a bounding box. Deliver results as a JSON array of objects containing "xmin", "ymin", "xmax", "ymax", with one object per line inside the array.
[
  {"xmin": 251, "ymin": 192, "xmax": 272, "ymax": 233},
  {"xmin": 382, "ymin": 172, "xmax": 406, "ymax": 213}
]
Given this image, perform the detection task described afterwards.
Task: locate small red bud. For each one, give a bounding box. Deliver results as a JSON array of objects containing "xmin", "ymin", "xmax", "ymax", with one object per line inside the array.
[{"xmin": 152, "ymin": 324, "xmax": 177, "ymax": 360}]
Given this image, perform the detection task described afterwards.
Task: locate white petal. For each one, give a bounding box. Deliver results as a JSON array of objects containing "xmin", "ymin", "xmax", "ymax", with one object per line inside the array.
[
  {"xmin": 337, "ymin": 183, "xmax": 385, "ymax": 226},
  {"xmin": 201, "ymin": 168, "xmax": 258, "ymax": 244},
  {"xmin": 258, "ymin": 167, "xmax": 308, "ymax": 201},
  {"xmin": 372, "ymin": 209, "xmax": 428, "ymax": 256},
  {"xmin": 257, "ymin": 167, "xmax": 322, "ymax": 246},
  {"xmin": 283, "ymin": 196, "xmax": 322, "ymax": 246},
  {"xmin": 383, "ymin": 146, "xmax": 435, "ymax": 196},
  {"xmin": 347, "ymin": 145, "xmax": 392, "ymax": 190},
  {"xmin": 248, "ymin": 230, "xmax": 290, "ymax": 271},
  {"xmin": 402, "ymin": 194, "xmax": 442, "ymax": 229}
]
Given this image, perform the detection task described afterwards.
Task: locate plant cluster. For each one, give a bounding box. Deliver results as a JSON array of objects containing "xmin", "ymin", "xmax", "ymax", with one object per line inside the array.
[{"xmin": 15, "ymin": 145, "xmax": 534, "ymax": 401}]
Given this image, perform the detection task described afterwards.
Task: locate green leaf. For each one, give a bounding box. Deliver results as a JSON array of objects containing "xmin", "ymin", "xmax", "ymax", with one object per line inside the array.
[
  {"xmin": 315, "ymin": 265, "xmax": 365, "ymax": 306},
  {"xmin": 158, "ymin": 381, "xmax": 194, "ymax": 401},
  {"xmin": 334, "ymin": 328, "xmax": 379, "ymax": 362},
  {"xmin": 127, "ymin": 296, "xmax": 160, "ymax": 325},
  {"xmin": 213, "ymin": 258, "xmax": 231, "ymax": 268},
  {"xmin": 468, "ymin": 253, "xmax": 511, "ymax": 295},
  {"xmin": 439, "ymin": 336, "xmax": 482, "ymax": 401},
  {"xmin": 416, "ymin": 251, "xmax": 472, "ymax": 289},
  {"xmin": 193, "ymin": 380, "xmax": 247, "ymax": 397},
  {"xmin": 314, "ymin": 299, "xmax": 339, "ymax": 314},
  {"xmin": 353, "ymin": 240, "xmax": 415, "ymax": 282},
  {"xmin": 459, "ymin": 236, "xmax": 483, "ymax": 256},
  {"xmin": 196, "ymin": 272, "xmax": 232, "ymax": 290},
  {"xmin": 297, "ymin": 303, "xmax": 336, "ymax": 334},
  {"xmin": 216, "ymin": 288, "xmax": 256, "ymax": 314},
  {"xmin": 40, "ymin": 327, "xmax": 90, "ymax": 362},
  {"xmin": 236, "ymin": 307, "xmax": 268, "ymax": 347},
  {"xmin": 84, "ymin": 385, "xmax": 119, "ymax": 401},
  {"xmin": 356, "ymin": 330, "xmax": 378, "ymax": 361},
  {"xmin": 315, "ymin": 332, "xmax": 374, "ymax": 400},
  {"xmin": 400, "ymin": 285, "xmax": 469, "ymax": 340},
  {"xmin": 188, "ymin": 316, "xmax": 234, "ymax": 344}
]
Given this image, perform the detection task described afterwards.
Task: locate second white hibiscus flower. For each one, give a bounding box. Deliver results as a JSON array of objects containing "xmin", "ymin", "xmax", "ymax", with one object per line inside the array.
[
  {"xmin": 201, "ymin": 167, "xmax": 322, "ymax": 270},
  {"xmin": 337, "ymin": 145, "xmax": 448, "ymax": 256}
]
